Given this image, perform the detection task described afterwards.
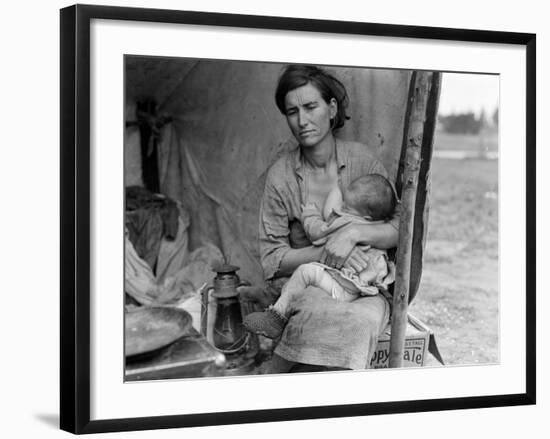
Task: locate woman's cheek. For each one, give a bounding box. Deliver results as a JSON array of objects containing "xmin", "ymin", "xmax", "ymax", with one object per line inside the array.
[{"xmin": 286, "ymin": 115, "xmax": 298, "ymax": 132}]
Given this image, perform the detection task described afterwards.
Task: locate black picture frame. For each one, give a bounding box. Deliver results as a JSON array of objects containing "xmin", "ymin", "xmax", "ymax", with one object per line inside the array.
[{"xmin": 60, "ymin": 4, "xmax": 536, "ymax": 434}]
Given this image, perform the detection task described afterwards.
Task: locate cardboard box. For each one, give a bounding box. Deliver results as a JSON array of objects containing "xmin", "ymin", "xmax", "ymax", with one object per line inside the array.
[{"xmin": 370, "ymin": 313, "xmax": 432, "ymax": 368}]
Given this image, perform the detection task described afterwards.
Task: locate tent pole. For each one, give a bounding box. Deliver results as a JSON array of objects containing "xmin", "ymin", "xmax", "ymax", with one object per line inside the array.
[{"xmin": 389, "ymin": 71, "xmax": 436, "ymax": 368}]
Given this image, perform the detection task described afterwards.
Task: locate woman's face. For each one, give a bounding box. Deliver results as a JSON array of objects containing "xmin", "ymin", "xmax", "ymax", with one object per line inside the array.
[{"xmin": 284, "ymin": 82, "xmax": 337, "ymax": 148}]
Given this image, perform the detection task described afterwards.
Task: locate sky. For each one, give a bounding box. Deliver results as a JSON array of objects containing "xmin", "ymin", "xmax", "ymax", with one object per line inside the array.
[{"xmin": 438, "ymin": 72, "xmax": 499, "ymax": 117}]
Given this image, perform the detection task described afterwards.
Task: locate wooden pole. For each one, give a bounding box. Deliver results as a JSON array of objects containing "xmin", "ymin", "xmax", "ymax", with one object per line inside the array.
[{"xmin": 389, "ymin": 71, "xmax": 435, "ymax": 368}]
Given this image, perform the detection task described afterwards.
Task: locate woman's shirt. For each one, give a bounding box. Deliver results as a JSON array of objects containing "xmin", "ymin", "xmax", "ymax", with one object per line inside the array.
[{"xmin": 259, "ymin": 138, "xmax": 400, "ymax": 281}]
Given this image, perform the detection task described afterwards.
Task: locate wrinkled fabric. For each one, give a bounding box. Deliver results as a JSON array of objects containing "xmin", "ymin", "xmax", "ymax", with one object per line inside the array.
[
  {"xmin": 125, "ymin": 208, "xmax": 164, "ymax": 270},
  {"xmin": 156, "ymin": 209, "xmax": 191, "ymax": 282},
  {"xmin": 312, "ymin": 252, "xmax": 393, "ymax": 297},
  {"xmin": 126, "ymin": 185, "xmax": 179, "ymax": 239},
  {"xmin": 156, "ymin": 123, "xmax": 265, "ymax": 288},
  {"xmin": 125, "ymin": 222, "xmax": 224, "ymax": 307},
  {"xmin": 125, "ymin": 186, "xmax": 180, "ymax": 271},
  {"xmin": 124, "ymin": 232, "xmax": 181, "ymax": 305},
  {"xmin": 124, "ymin": 193, "xmax": 223, "ymax": 307},
  {"xmin": 276, "ymin": 288, "xmax": 390, "ymax": 370}
]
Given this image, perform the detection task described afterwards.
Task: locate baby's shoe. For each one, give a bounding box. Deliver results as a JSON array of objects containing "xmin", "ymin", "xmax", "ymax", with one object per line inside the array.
[{"xmin": 243, "ymin": 307, "xmax": 288, "ymax": 339}]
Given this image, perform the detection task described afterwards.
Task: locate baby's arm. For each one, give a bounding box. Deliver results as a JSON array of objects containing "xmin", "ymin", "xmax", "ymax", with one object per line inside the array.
[
  {"xmin": 302, "ymin": 203, "xmax": 350, "ymax": 245},
  {"xmin": 301, "ymin": 203, "xmax": 331, "ymax": 244}
]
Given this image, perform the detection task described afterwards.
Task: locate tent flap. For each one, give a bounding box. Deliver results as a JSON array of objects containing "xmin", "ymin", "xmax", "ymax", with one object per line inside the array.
[{"xmin": 126, "ymin": 57, "xmax": 416, "ymax": 289}]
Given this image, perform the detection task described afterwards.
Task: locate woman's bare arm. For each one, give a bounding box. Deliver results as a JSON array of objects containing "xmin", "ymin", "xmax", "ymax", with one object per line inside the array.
[
  {"xmin": 353, "ymin": 222, "xmax": 399, "ymax": 248},
  {"xmin": 277, "ymin": 245, "xmax": 324, "ymax": 278},
  {"xmin": 322, "ymin": 222, "xmax": 399, "ymax": 269}
]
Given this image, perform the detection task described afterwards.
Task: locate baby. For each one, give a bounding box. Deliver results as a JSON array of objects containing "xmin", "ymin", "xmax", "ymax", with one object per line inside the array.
[{"xmin": 244, "ymin": 173, "xmax": 397, "ymax": 339}]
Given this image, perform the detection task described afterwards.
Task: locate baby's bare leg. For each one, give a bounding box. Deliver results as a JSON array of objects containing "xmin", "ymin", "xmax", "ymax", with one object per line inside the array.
[
  {"xmin": 244, "ymin": 264, "xmax": 348, "ymax": 339},
  {"xmin": 273, "ymin": 263, "xmax": 345, "ymax": 315}
]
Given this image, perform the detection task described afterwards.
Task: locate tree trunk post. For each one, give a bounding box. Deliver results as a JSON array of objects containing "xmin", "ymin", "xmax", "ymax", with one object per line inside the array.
[{"xmin": 389, "ymin": 71, "xmax": 437, "ymax": 368}]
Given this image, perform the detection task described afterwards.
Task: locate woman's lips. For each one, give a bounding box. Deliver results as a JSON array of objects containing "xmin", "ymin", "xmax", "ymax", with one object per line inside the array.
[{"xmin": 300, "ymin": 130, "xmax": 315, "ymax": 137}]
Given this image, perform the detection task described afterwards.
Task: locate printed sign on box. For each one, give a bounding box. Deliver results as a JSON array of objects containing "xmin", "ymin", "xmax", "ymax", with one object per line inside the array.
[{"xmin": 370, "ymin": 314, "xmax": 431, "ymax": 368}]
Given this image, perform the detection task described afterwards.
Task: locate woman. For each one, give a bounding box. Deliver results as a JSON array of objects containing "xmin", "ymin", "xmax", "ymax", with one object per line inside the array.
[{"xmin": 259, "ymin": 64, "xmax": 400, "ymax": 371}]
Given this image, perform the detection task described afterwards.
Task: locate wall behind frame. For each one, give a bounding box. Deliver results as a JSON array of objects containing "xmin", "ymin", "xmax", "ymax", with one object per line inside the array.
[{"xmin": 0, "ymin": 0, "xmax": 545, "ymax": 439}]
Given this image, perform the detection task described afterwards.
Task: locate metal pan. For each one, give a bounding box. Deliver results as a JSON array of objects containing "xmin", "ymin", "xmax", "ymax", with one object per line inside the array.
[{"xmin": 125, "ymin": 306, "xmax": 193, "ymax": 357}]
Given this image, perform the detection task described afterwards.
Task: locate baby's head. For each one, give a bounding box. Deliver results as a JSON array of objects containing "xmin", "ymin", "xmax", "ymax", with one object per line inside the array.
[{"xmin": 342, "ymin": 174, "xmax": 396, "ymax": 221}]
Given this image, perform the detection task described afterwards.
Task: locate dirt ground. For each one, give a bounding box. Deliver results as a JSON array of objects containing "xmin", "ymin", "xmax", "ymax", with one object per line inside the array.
[{"xmin": 410, "ymin": 155, "xmax": 499, "ymax": 366}]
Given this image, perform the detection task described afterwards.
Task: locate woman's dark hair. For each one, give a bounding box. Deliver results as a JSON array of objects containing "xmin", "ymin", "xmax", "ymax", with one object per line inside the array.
[{"xmin": 275, "ymin": 64, "xmax": 350, "ymax": 130}]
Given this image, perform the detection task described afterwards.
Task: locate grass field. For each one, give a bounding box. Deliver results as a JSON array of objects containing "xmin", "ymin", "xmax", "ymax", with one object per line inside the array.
[
  {"xmin": 410, "ymin": 134, "xmax": 499, "ymax": 366},
  {"xmin": 434, "ymin": 129, "xmax": 498, "ymax": 152}
]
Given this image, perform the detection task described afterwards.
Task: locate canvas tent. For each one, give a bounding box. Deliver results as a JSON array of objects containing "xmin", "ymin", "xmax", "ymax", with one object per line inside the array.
[{"xmin": 124, "ymin": 57, "xmax": 429, "ymax": 295}]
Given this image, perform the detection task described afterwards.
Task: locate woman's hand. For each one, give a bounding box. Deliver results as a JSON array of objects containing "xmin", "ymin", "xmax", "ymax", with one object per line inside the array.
[
  {"xmin": 320, "ymin": 225, "xmax": 358, "ymax": 269},
  {"xmin": 342, "ymin": 247, "xmax": 372, "ymax": 273}
]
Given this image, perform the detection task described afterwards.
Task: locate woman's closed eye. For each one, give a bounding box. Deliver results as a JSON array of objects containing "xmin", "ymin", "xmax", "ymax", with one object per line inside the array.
[{"xmin": 286, "ymin": 103, "xmax": 318, "ymax": 116}]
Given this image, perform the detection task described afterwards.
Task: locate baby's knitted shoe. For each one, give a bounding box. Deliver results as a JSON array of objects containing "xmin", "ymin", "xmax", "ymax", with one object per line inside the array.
[{"xmin": 243, "ymin": 307, "xmax": 288, "ymax": 339}]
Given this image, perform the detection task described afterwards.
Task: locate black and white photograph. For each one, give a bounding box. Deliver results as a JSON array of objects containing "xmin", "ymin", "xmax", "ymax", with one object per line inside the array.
[{"xmin": 123, "ymin": 57, "xmax": 499, "ymax": 380}]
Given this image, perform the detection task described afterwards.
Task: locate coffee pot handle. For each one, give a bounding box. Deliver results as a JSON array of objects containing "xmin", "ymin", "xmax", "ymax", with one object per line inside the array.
[{"xmin": 200, "ymin": 284, "xmax": 214, "ymax": 337}]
